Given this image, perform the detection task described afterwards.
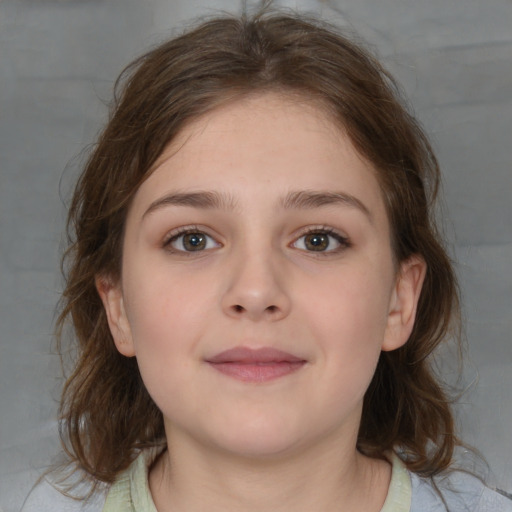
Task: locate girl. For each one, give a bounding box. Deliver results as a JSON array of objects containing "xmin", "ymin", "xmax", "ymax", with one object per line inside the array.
[{"xmin": 22, "ymin": 8, "xmax": 512, "ymax": 512}]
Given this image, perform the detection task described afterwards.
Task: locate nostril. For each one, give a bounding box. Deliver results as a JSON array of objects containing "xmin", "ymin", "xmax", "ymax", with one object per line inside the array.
[{"xmin": 228, "ymin": 304, "xmax": 281, "ymax": 316}]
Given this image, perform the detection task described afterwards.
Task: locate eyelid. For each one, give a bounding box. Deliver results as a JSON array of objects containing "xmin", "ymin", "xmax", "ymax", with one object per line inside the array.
[
  {"xmin": 162, "ymin": 225, "xmax": 221, "ymax": 251},
  {"xmin": 290, "ymin": 225, "xmax": 351, "ymax": 253},
  {"xmin": 161, "ymin": 224, "xmax": 350, "ymax": 254},
  {"xmin": 162, "ymin": 225, "xmax": 196, "ymax": 246}
]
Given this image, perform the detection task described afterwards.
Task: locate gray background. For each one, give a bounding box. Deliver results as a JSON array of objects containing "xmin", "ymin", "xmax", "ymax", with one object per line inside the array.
[{"xmin": 1, "ymin": 0, "xmax": 511, "ymax": 510}]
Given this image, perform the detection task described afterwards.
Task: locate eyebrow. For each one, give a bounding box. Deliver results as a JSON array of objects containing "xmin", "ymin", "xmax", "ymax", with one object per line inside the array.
[
  {"xmin": 143, "ymin": 191, "xmax": 237, "ymax": 218},
  {"xmin": 280, "ymin": 190, "xmax": 372, "ymax": 220},
  {"xmin": 142, "ymin": 189, "xmax": 371, "ymax": 221}
]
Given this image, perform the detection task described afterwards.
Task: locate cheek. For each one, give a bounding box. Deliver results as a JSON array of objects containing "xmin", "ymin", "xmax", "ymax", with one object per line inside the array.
[
  {"xmin": 302, "ymin": 264, "xmax": 393, "ymax": 385},
  {"xmin": 123, "ymin": 273, "xmax": 208, "ymax": 352},
  {"xmin": 308, "ymin": 263, "xmax": 392, "ymax": 336},
  {"xmin": 120, "ymin": 271, "xmax": 208, "ymax": 416}
]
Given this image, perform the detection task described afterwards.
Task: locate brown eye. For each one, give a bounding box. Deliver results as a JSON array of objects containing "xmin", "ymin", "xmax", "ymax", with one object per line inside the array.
[
  {"xmin": 304, "ymin": 233, "xmax": 330, "ymax": 251},
  {"xmin": 292, "ymin": 229, "xmax": 348, "ymax": 253},
  {"xmin": 182, "ymin": 233, "xmax": 207, "ymax": 251},
  {"xmin": 168, "ymin": 231, "xmax": 219, "ymax": 252}
]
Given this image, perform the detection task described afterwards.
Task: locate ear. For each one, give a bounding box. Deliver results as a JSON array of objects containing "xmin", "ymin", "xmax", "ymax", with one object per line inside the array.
[
  {"xmin": 382, "ymin": 255, "xmax": 426, "ymax": 352},
  {"xmin": 95, "ymin": 275, "xmax": 135, "ymax": 357}
]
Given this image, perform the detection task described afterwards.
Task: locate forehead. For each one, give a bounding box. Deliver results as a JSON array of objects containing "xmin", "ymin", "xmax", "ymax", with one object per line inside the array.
[
  {"xmin": 153, "ymin": 92, "xmax": 344, "ymax": 166},
  {"xmin": 129, "ymin": 92, "xmax": 387, "ymax": 223}
]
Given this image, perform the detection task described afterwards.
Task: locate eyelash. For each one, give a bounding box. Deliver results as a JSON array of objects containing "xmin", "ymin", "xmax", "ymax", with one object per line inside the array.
[
  {"xmin": 162, "ymin": 225, "xmax": 351, "ymax": 254},
  {"xmin": 291, "ymin": 226, "xmax": 351, "ymax": 254},
  {"xmin": 163, "ymin": 226, "xmax": 220, "ymax": 253}
]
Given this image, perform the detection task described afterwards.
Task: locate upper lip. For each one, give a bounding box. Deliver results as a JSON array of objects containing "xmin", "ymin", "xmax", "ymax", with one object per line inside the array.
[{"xmin": 207, "ymin": 346, "xmax": 305, "ymax": 364}]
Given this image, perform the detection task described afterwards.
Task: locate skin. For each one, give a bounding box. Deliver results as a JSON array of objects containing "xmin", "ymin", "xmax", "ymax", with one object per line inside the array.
[{"xmin": 98, "ymin": 93, "xmax": 425, "ymax": 512}]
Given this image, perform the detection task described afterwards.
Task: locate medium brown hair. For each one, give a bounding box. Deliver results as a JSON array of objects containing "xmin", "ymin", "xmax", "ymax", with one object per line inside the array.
[{"xmin": 58, "ymin": 8, "xmax": 460, "ymax": 484}]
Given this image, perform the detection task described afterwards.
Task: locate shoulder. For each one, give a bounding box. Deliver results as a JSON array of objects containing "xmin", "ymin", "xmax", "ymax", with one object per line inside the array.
[
  {"xmin": 410, "ymin": 470, "xmax": 512, "ymax": 512},
  {"xmin": 20, "ymin": 448, "xmax": 161, "ymax": 512},
  {"xmin": 20, "ymin": 475, "xmax": 107, "ymax": 512}
]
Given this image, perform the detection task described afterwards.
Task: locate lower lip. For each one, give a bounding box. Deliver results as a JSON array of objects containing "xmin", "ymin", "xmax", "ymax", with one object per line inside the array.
[{"xmin": 208, "ymin": 361, "xmax": 305, "ymax": 383}]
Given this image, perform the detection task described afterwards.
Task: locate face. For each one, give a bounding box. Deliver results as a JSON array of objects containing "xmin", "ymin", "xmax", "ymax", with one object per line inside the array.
[{"xmin": 98, "ymin": 93, "xmax": 424, "ymax": 460}]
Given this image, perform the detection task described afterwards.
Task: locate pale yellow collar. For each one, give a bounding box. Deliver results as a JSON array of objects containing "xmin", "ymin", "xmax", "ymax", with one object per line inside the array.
[
  {"xmin": 380, "ymin": 452, "xmax": 412, "ymax": 512},
  {"xmin": 103, "ymin": 449, "xmax": 411, "ymax": 512},
  {"xmin": 102, "ymin": 448, "xmax": 158, "ymax": 512}
]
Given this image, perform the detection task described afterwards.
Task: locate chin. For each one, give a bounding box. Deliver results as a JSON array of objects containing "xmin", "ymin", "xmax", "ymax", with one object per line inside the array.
[
  {"xmin": 220, "ymin": 437, "xmax": 302, "ymax": 461},
  {"xmin": 206, "ymin": 416, "xmax": 308, "ymax": 460}
]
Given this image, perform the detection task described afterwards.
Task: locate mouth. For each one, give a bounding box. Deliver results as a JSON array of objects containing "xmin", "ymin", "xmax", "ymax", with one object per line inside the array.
[{"xmin": 206, "ymin": 346, "xmax": 307, "ymax": 383}]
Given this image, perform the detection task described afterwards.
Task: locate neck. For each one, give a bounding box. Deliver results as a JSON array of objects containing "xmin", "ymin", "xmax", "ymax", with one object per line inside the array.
[{"xmin": 149, "ymin": 428, "xmax": 391, "ymax": 512}]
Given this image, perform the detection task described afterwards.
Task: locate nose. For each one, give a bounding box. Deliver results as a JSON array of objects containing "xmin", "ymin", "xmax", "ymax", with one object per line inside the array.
[{"xmin": 221, "ymin": 249, "xmax": 292, "ymax": 322}]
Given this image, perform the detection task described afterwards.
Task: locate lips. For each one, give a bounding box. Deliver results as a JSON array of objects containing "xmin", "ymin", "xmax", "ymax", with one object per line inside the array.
[{"xmin": 206, "ymin": 347, "xmax": 306, "ymax": 383}]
